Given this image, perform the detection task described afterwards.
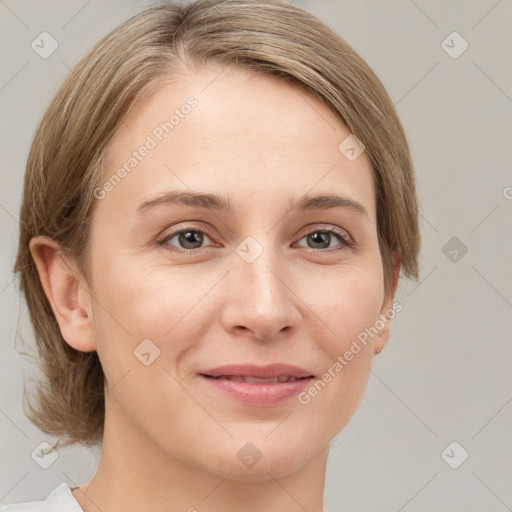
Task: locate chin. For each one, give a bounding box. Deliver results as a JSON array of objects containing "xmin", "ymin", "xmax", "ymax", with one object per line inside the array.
[
  {"xmin": 198, "ymin": 435, "xmax": 322, "ymax": 482},
  {"xmin": 215, "ymin": 456, "xmax": 313, "ymax": 482}
]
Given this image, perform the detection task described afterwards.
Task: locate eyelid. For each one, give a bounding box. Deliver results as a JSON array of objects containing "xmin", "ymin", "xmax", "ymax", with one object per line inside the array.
[
  {"xmin": 295, "ymin": 223, "xmax": 353, "ymax": 245},
  {"xmin": 157, "ymin": 222, "xmax": 355, "ymax": 252},
  {"xmin": 156, "ymin": 222, "xmax": 217, "ymax": 248}
]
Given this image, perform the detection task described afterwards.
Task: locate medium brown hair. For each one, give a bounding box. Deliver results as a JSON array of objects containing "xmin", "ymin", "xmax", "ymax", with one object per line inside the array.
[{"xmin": 14, "ymin": 0, "xmax": 420, "ymax": 448}]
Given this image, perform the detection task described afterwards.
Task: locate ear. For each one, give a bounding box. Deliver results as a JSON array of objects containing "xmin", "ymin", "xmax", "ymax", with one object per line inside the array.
[
  {"xmin": 374, "ymin": 251, "xmax": 401, "ymax": 354},
  {"xmin": 29, "ymin": 236, "xmax": 97, "ymax": 352}
]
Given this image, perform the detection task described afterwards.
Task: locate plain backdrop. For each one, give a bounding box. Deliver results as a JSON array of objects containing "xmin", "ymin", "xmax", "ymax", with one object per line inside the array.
[{"xmin": 1, "ymin": 1, "xmax": 511, "ymax": 511}]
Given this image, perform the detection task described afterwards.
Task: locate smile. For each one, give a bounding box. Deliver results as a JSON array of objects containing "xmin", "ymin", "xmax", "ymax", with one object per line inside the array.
[
  {"xmin": 207, "ymin": 375, "xmax": 309, "ymax": 383},
  {"xmin": 198, "ymin": 364, "xmax": 315, "ymax": 406}
]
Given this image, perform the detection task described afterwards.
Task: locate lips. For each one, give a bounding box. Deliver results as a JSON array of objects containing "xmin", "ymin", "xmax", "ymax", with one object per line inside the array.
[
  {"xmin": 212, "ymin": 375, "xmax": 305, "ymax": 383},
  {"xmin": 199, "ymin": 364, "xmax": 315, "ymax": 406},
  {"xmin": 199, "ymin": 363, "xmax": 314, "ymax": 380}
]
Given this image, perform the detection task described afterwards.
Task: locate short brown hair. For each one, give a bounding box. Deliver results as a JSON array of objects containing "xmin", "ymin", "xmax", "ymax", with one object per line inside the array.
[{"xmin": 14, "ymin": 0, "xmax": 420, "ymax": 448}]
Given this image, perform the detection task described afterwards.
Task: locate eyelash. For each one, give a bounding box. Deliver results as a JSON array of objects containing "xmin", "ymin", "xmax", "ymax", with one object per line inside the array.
[{"xmin": 156, "ymin": 223, "xmax": 355, "ymax": 254}]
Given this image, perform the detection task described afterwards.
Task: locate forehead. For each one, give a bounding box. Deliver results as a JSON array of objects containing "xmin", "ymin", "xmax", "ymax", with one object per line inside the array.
[{"xmin": 98, "ymin": 65, "xmax": 376, "ymax": 221}]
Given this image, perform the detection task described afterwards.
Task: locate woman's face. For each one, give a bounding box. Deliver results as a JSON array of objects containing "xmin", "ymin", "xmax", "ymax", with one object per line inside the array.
[{"xmin": 83, "ymin": 65, "xmax": 397, "ymax": 479}]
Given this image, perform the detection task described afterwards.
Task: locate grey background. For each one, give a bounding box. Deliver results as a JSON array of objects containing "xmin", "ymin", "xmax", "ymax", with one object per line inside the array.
[{"xmin": 1, "ymin": 0, "xmax": 511, "ymax": 510}]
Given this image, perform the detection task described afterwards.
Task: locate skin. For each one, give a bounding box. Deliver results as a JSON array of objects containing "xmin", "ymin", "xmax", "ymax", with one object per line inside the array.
[{"xmin": 30, "ymin": 64, "xmax": 400, "ymax": 512}]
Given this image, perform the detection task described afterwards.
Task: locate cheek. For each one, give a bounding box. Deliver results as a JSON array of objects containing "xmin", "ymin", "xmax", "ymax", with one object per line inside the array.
[
  {"xmin": 310, "ymin": 261, "xmax": 384, "ymax": 351},
  {"xmin": 298, "ymin": 264, "xmax": 383, "ymax": 425},
  {"xmin": 88, "ymin": 251, "xmax": 214, "ymax": 376}
]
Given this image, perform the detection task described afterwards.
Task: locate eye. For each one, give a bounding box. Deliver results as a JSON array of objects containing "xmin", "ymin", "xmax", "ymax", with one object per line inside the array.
[
  {"xmin": 157, "ymin": 226, "xmax": 215, "ymax": 253},
  {"xmin": 157, "ymin": 224, "xmax": 354, "ymax": 254},
  {"xmin": 294, "ymin": 226, "xmax": 353, "ymax": 251}
]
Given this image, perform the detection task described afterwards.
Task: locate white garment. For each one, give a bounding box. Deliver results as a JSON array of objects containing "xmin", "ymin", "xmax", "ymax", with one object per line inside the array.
[
  {"xmin": 0, "ymin": 483, "xmax": 331, "ymax": 512},
  {"xmin": 0, "ymin": 484, "xmax": 82, "ymax": 512}
]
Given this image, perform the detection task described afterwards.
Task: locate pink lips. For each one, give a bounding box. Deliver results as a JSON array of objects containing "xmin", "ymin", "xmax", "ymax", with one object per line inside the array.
[{"xmin": 199, "ymin": 364, "xmax": 315, "ymax": 406}]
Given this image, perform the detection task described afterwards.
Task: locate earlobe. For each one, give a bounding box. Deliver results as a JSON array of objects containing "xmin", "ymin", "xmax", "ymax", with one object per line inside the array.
[
  {"xmin": 29, "ymin": 236, "xmax": 97, "ymax": 352},
  {"xmin": 374, "ymin": 251, "xmax": 402, "ymax": 354}
]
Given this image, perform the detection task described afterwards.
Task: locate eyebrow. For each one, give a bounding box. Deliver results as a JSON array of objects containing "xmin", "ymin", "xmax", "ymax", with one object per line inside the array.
[{"xmin": 136, "ymin": 190, "xmax": 369, "ymax": 219}]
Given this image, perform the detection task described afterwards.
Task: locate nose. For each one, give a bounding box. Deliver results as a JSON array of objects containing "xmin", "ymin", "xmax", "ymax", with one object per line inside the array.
[{"xmin": 219, "ymin": 248, "xmax": 302, "ymax": 342}]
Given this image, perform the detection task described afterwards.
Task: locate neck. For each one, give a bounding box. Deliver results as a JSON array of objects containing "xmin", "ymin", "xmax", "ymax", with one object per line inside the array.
[{"xmin": 73, "ymin": 397, "xmax": 328, "ymax": 512}]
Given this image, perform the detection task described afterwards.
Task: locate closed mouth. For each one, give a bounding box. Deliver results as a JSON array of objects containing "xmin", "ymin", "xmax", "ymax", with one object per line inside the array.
[{"xmin": 200, "ymin": 375, "xmax": 314, "ymax": 383}]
